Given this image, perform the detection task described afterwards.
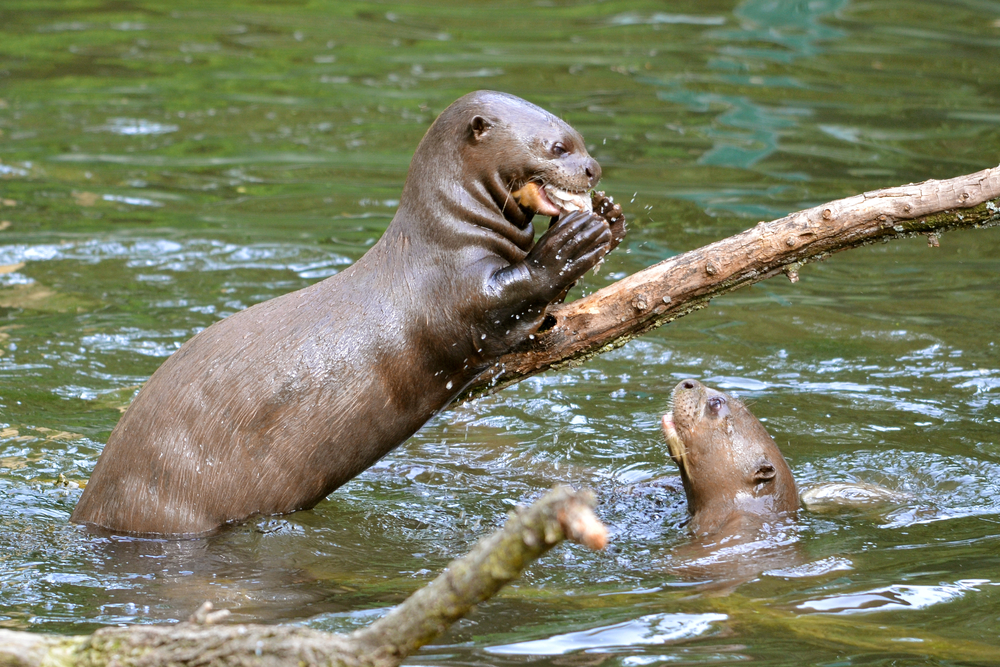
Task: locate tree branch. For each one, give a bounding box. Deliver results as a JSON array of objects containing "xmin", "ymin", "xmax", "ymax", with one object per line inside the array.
[
  {"xmin": 463, "ymin": 165, "xmax": 1000, "ymax": 399},
  {"xmin": 0, "ymin": 486, "xmax": 606, "ymax": 667}
]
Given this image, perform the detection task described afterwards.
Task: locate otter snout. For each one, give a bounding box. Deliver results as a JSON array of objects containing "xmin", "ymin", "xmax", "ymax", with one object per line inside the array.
[{"xmin": 583, "ymin": 156, "xmax": 601, "ymax": 188}]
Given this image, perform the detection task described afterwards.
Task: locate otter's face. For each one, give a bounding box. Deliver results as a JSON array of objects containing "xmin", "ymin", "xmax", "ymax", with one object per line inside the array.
[
  {"xmin": 661, "ymin": 379, "xmax": 798, "ymax": 534},
  {"xmin": 460, "ymin": 92, "xmax": 601, "ymax": 226}
]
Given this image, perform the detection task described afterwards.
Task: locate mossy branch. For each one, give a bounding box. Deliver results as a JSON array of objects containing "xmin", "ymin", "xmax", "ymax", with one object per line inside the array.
[{"xmin": 0, "ymin": 486, "xmax": 606, "ymax": 667}]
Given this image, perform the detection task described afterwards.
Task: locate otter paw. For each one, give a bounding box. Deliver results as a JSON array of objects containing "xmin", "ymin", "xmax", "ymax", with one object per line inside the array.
[
  {"xmin": 528, "ymin": 210, "xmax": 611, "ymax": 292},
  {"xmin": 591, "ymin": 190, "xmax": 626, "ymax": 253}
]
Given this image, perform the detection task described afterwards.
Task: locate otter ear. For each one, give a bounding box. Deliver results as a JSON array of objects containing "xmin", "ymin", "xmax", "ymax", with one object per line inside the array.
[
  {"xmin": 753, "ymin": 459, "xmax": 776, "ymax": 484},
  {"xmin": 470, "ymin": 115, "xmax": 493, "ymax": 141}
]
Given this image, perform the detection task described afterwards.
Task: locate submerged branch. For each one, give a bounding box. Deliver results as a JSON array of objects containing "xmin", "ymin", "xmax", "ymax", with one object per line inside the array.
[
  {"xmin": 0, "ymin": 486, "xmax": 606, "ymax": 667},
  {"xmin": 464, "ymin": 165, "xmax": 1000, "ymax": 399}
]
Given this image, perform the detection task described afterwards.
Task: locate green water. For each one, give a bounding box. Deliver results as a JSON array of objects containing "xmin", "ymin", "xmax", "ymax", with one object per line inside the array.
[{"xmin": 2, "ymin": 0, "xmax": 999, "ymax": 663}]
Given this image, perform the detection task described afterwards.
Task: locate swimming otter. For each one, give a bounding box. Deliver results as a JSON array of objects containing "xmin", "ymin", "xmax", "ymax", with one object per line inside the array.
[{"xmin": 661, "ymin": 379, "xmax": 799, "ymax": 537}]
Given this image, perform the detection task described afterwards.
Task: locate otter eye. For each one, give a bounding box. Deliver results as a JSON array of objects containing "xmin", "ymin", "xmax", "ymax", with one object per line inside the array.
[
  {"xmin": 707, "ymin": 396, "xmax": 726, "ymax": 414},
  {"xmin": 551, "ymin": 142, "xmax": 568, "ymax": 157}
]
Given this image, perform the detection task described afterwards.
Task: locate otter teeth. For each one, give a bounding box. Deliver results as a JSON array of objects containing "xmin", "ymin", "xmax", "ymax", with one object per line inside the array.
[{"xmin": 543, "ymin": 185, "xmax": 592, "ymax": 213}]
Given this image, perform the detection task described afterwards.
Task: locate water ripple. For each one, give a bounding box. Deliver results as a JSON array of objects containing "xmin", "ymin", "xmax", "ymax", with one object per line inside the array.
[
  {"xmin": 798, "ymin": 579, "xmax": 993, "ymax": 615},
  {"xmin": 485, "ymin": 612, "xmax": 728, "ymax": 656},
  {"xmin": 0, "ymin": 239, "xmax": 351, "ymax": 279},
  {"xmin": 92, "ymin": 118, "xmax": 179, "ymax": 136},
  {"xmin": 796, "ymin": 450, "xmax": 1000, "ymax": 529}
]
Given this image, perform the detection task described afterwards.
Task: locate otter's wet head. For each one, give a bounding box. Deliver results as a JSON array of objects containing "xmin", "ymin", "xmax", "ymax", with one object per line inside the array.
[{"xmin": 660, "ymin": 379, "xmax": 798, "ymax": 537}]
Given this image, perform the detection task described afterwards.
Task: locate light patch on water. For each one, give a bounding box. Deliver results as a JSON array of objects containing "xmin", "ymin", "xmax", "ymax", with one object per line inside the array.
[
  {"xmin": 42, "ymin": 572, "xmax": 100, "ymax": 586},
  {"xmin": 678, "ymin": 523, "xmax": 800, "ymax": 571},
  {"xmin": 612, "ymin": 462, "xmax": 657, "ymax": 485},
  {"xmin": 819, "ymin": 124, "xmax": 861, "ymax": 144},
  {"xmin": 0, "ymin": 271, "xmax": 34, "ymax": 286},
  {"xmin": 608, "ymin": 12, "xmax": 727, "ymax": 26},
  {"xmin": 0, "ymin": 244, "xmax": 62, "ymax": 264},
  {"xmin": 948, "ymin": 110, "xmax": 1000, "ymax": 123},
  {"xmin": 0, "ymin": 238, "xmax": 351, "ymax": 280},
  {"xmin": 0, "ymin": 360, "xmax": 52, "ymax": 373},
  {"xmin": 302, "ymin": 605, "xmax": 389, "ymax": 633},
  {"xmin": 95, "ymin": 118, "xmax": 179, "ymax": 136},
  {"xmin": 605, "ymin": 339, "xmax": 675, "ymax": 368},
  {"xmin": 797, "ymin": 579, "xmax": 992, "ymax": 615},
  {"xmin": 80, "ymin": 329, "xmax": 185, "ymax": 358},
  {"xmin": 102, "ymin": 194, "xmax": 163, "ymax": 207},
  {"xmin": 408, "ymin": 65, "xmax": 504, "ymax": 80},
  {"xmin": 954, "ymin": 372, "xmax": 1000, "ymax": 393},
  {"xmin": 795, "ymin": 450, "xmax": 1000, "ymax": 529},
  {"xmin": 485, "ymin": 612, "xmax": 728, "ymax": 656},
  {"xmin": 51, "ymin": 383, "xmax": 137, "ymax": 401},
  {"xmin": 765, "ymin": 555, "xmax": 854, "ymax": 578},
  {"xmin": 129, "ymin": 240, "xmax": 351, "ymax": 277},
  {"xmin": 357, "ymin": 198, "xmax": 399, "ymax": 207},
  {"xmin": 703, "ymin": 375, "xmax": 770, "ymax": 392},
  {"xmin": 0, "ymin": 162, "xmax": 30, "ymax": 177}
]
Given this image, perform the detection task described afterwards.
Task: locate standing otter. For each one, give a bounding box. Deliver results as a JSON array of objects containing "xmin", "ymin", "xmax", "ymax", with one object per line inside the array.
[
  {"xmin": 660, "ymin": 379, "xmax": 798, "ymax": 538},
  {"xmin": 71, "ymin": 91, "xmax": 625, "ymax": 535}
]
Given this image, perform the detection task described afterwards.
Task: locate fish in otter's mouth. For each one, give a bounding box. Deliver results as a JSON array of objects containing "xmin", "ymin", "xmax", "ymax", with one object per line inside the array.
[{"xmin": 510, "ymin": 182, "xmax": 592, "ymax": 216}]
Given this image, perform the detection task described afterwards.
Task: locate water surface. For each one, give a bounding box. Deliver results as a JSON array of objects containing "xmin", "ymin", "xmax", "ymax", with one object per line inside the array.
[{"xmin": 1, "ymin": 1, "xmax": 999, "ymax": 664}]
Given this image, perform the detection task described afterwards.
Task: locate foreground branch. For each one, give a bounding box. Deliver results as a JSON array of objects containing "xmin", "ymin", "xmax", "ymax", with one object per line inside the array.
[
  {"xmin": 0, "ymin": 487, "xmax": 606, "ymax": 667},
  {"xmin": 465, "ymin": 165, "xmax": 1000, "ymax": 398}
]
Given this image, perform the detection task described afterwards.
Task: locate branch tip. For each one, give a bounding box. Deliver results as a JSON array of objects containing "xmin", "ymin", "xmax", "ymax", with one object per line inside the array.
[
  {"xmin": 189, "ymin": 601, "xmax": 231, "ymax": 625},
  {"xmin": 552, "ymin": 488, "xmax": 607, "ymax": 551}
]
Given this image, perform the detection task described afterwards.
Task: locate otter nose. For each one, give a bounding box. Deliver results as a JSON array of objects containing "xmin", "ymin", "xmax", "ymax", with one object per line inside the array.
[{"xmin": 585, "ymin": 158, "xmax": 601, "ymax": 187}]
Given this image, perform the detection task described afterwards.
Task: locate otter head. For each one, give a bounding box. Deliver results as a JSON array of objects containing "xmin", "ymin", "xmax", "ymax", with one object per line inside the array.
[
  {"xmin": 661, "ymin": 379, "xmax": 798, "ymax": 536},
  {"xmin": 402, "ymin": 91, "xmax": 601, "ymax": 244}
]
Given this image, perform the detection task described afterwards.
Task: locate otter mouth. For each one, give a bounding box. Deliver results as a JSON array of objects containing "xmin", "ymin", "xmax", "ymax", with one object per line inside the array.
[
  {"xmin": 543, "ymin": 184, "xmax": 592, "ymax": 213},
  {"xmin": 510, "ymin": 182, "xmax": 592, "ymax": 217},
  {"xmin": 661, "ymin": 413, "xmax": 689, "ymax": 474}
]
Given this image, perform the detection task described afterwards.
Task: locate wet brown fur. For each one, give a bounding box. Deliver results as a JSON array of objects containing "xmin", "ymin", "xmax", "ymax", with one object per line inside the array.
[
  {"xmin": 662, "ymin": 379, "xmax": 798, "ymax": 537},
  {"xmin": 72, "ymin": 91, "xmax": 615, "ymax": 535}
]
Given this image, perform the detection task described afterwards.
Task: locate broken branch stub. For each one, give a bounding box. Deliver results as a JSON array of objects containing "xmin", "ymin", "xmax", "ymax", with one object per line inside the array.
[{"xmin": 0, "ymin": 486, "xmax": 606, "ymax": 667}]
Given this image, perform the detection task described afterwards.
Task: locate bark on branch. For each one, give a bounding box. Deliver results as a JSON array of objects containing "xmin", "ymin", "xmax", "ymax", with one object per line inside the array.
[
  {"xmin": 0, "ymin": 486, "xmax": 606, "ymax": 667},
  {"xmin": 464, "ymin": 164, "xmax": 1000, "ymax": 399}
]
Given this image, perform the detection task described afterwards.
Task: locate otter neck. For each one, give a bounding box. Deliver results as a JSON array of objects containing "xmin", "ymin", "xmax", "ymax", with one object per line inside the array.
[{"xmin": 391, "ymin": 122, "xmax": 536, "ymax": 263}]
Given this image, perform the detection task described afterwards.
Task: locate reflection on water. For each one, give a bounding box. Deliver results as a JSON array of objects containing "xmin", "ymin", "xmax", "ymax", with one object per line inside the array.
[
  {"xmin": 715, "ymin": 0, "xmax": 849, "ymax": 60},
  {"xmin": 797, "ymin": 450, "xmax": 1000, "ymax": 529},
  {"xmin": 1, "ymin": 0, "xmax": 999, "ymax": 664},
  {"xmin": 486, "ymin": 612, "xmax": 729, "ymax": 656},
  {"xmin": 646, "ymin": 0, "xmax": 850, "ymax": 220},
  {"xmin": 798, "ymin": 579, "xmax": 993, "ymax": 615}
]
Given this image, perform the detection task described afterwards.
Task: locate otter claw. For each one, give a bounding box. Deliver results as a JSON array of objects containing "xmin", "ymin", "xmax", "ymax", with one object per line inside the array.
[{"xmin": 591, "ymin": 190, "xmax": 626, "ymax": 252}]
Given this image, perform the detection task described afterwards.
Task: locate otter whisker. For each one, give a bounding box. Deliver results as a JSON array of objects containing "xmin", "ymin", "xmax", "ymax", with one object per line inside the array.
[{"xmin": 502, "ymin": 181, "xmax": 516, "ymax": 211}]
